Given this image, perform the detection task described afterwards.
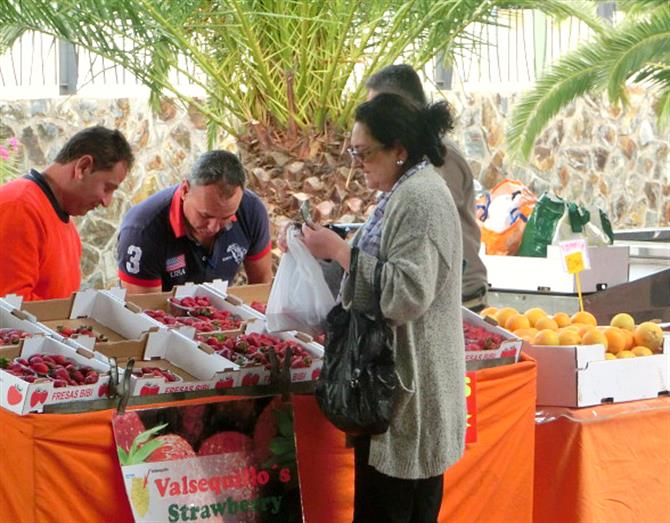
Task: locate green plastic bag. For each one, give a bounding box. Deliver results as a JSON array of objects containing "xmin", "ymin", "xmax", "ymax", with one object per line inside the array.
[{"xmin": 517, "ymin": 193, "xmax": 566, "ymax": 257}]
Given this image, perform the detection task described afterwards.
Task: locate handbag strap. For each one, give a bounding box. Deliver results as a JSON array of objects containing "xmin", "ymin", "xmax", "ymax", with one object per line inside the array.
[
  {"xmin": 372, "ymin": 259, "xmax": 384, "ymax": 321},
  {"xmin": 349, "ymin": 247, "xmax": 385, "ymax": 320}
]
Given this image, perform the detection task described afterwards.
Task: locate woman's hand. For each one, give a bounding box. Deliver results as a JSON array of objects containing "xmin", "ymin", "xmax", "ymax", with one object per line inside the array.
[{"xmin": 301, "ymin": 224, "xmax": 352, "ymax": 271}]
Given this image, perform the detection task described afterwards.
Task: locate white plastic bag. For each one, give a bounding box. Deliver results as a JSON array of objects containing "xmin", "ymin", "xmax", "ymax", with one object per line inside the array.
[{"xmin": 266, "ymin": 227, "xmax": 336, "ymax": 335}]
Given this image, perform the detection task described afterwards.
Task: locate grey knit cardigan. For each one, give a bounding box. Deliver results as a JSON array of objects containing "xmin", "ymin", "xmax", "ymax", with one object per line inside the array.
[{"xmin": 342, "ymin": 164, "xmax": 466, "ymax": 479}]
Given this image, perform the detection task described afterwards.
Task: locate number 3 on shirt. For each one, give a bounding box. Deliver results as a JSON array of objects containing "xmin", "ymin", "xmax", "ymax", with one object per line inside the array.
[{"xmin": 126, "ymin": 245, "xmax": 142, "ymax": 274}]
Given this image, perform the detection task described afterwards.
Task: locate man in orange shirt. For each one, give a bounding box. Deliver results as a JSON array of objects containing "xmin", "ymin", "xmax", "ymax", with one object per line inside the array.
[{"xmin": 0, "ymin": 126, "xmax": 133, "ymax": 301}]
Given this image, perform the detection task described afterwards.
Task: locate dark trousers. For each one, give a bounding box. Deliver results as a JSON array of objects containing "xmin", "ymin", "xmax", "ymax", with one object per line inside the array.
[{"xmin": 352, "ymin": 436, "xmax": 444, "ymax": 523}]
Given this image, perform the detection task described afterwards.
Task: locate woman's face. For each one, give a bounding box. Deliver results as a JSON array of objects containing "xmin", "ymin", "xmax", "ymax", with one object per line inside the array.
[{"xmin": 349, "ymin": 122, "xmax": 405, "ymax": 193}]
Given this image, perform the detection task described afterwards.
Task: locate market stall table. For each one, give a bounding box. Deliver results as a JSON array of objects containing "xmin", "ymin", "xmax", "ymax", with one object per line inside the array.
[
  {"xmin": 0, "ymin": 357, "xmax": 536, "ymax": 523},
  {"xmin": 534, "ymin": 397, "xmax": 670, "ymax": 523}
]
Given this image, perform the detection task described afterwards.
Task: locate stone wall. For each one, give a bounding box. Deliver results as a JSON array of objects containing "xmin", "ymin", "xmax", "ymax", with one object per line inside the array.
[{"xmin": 1, "ymin": 88, "xmax": 668, "ymax": 289}]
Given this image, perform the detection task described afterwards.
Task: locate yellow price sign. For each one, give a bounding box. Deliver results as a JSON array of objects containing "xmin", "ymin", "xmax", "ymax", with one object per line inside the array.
[{"xmin": 564, "ymin": 251, "xmax": 585, "ymax": 274}]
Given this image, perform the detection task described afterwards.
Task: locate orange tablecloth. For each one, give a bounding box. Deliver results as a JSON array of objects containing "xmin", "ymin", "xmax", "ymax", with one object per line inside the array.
[
  {"xmin": 534, "ymin": 397, "xmax": 670, "ymax": 523},
  {"xmin": 0, "ymin": 358, "xmax": 536, "ymax": 523}
]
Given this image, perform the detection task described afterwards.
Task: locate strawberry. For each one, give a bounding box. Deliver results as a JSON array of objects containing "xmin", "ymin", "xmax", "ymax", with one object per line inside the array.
[
  {"xmin": 113, "ymin": 412, "xmax": 146, "ymax": 453},
  {"xmin": 145, "ymin": 434, "xmax": 195, "ymax": 462},
  {"xmin": 198, "ymin": 431, "xmax": 253, "ymax": 456},
  {"xmin": 253, "ymin": 397, "xmax": 282, "ymax": 463},
  {"xmin": 178, "ymin": 405, "xmax": 207, "ymax": 446}
]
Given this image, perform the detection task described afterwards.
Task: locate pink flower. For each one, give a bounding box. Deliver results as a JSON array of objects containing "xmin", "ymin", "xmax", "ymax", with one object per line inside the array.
[
  {"xmin": 0, "ymin": 146, "xmax": 9, "ymax": 161},
  {"xmin": 8, "ymin": 137, "xmax": 19, "ymax": 151}
]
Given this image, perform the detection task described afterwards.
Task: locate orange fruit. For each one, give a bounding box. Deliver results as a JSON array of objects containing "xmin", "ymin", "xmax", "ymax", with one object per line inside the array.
[
  {"xmin": 514, "ymin": 328, "xmax": 538, "ymax": 342},
  {"xmin": 561, "ymin": 324, "xmax": 581, "ymax": 332},
  {"xmin": 553, "ymin": 312, "xmax": 572, "ymax": 327},
  {"xmin": 631, "ymin": 346, "xmax": 654, "ymax": 357},
  {"xmin": 495, "ymin": 307, "xmax": 519, "ymax": 328},
  {"xmin": 534, "ymin": 316, "xmax": 559, "ymax": 332},
  {"xmin": 505, "ymin": 314, "xmax": 531, "ymax": 332},
  {"xmin": 533, "ymin": 329, "xmax": 560, "ymax": 346},
  {"xmin": 633, "ymin": 322, "xmax": 664, "ymax": 351},
  {"xmin": 617, "ymin": 350, "xmax": 636, "ymax": 359},
  {"xmin": 582, "ymin": 329, "xmax": 608, "ymax": 349},
  {"xmin": 558, "ymin": 329, "xmax": 581, "ymax": 346},
  {"xmin": 480, "ymin": 306, "xmax": 498, "ymax": 319},
  {"xmin": 603, "ymin": 327, "xmax": 626, "ymax": 355},
  {"xmin": 610, "ymin": 313, "xmax": 635, "ymax": 332},
  {"xmin": 571, "ymin": 311, "xmax": 597, "ymax": 326},
  {"xmin": 605, "ymin": 352, "xmax": 617, "ymax": 360},
  {"xmin": 620, "ymin": 329, "xmax": 635, "ymax": 350},
  {"xmin": 577, "ymin": 324, "xmax": 597, "ymax": 337},
  {"xmin": 524, "ymin": 308, "xmax": 547, "ymax": 327}
]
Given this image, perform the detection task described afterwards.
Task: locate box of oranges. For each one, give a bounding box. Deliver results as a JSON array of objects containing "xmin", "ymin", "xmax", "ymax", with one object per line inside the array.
[{"xmin": 481, "ymin": 306, "xmax": 669, "ymax": 407}]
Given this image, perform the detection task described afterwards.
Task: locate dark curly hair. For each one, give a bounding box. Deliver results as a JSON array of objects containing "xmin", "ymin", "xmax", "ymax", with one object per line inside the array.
[{"xmin": 354, "ymin": 93, "xmax": 454, "ymax": 168}]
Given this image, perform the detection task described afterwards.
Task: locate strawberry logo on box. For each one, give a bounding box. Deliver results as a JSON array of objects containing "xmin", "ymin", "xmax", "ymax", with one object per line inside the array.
[
  {"xmin": 241, "ymin": 373, "xmax": 260, "ymax": 387},
  {"xmin": 29, "ymin": 388, "xmax": 48, "ymax": 407},
  {"xmin": 98, "ymin": 383, "xmax": 110, "ymax": 397},
  {"xmin": 139, "ymin": 384, "xmax": 160, "ymax": 396},
  {"xmin": 215, "ymin": 377, "xmax": 234, "ymax": 389},
  {"xmin": 7, "ymin": 384, "xmax": 23, "ymax": 405}
]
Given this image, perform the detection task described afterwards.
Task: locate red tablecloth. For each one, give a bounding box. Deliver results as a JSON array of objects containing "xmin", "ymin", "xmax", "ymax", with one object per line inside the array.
[
  {"xmin": 1, "ymin": 357, "xmax": 536, "ymax": 522},
  {"xmin": 534, "ymin": 397, "xmax": 670, "ymax": 523}
]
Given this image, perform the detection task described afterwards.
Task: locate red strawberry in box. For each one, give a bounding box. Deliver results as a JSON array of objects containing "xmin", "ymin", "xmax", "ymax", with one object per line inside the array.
[
  {"xmin": 463, "ymin": 322, "xmax": 504, "ymax": 351},
  {"xmin": 0, "ymin": 328, "xmax": 32, "ymax": 346}
]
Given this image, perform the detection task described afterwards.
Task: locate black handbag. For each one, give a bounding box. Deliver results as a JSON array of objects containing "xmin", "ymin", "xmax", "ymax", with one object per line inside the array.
[{"xmin": 315, "ymin": 248, "xmax": 397, "ymax": 435}]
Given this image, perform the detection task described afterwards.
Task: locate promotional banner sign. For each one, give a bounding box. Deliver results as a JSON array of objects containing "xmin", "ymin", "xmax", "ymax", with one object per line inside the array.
[
  {"xmin": 112, "ymin": 396, "xmax": 302, "ymax": 523},
  {"xmin": 465, "ymin": 371, "xmax": 478, "ymax": 444}
]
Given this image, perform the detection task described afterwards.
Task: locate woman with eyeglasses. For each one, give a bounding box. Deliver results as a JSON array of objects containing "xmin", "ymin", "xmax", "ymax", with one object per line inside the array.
[{"xmin": 301, "ymin": 93, "xmax": 466, "ymax": 522}]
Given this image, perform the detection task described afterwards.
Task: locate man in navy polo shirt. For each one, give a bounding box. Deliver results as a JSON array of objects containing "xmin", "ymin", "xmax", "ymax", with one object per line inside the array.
[{"xmin": 116, "ymin": 150, "xmax": 272, "ymax": 292}]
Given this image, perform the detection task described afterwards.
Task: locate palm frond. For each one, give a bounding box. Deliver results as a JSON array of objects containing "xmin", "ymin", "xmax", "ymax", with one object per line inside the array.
[
  {"xmin": 607, "ymin": 5, "xmax": 670, "ymax": 103},
  {"xmin": 657, "ymin": 88, "xmax": 670, "ymax": 130},
  {"xmin": 0, "ymin": 25, "xmax": 26, "ymax": 54},
  {"xmin": 506, "ymin": 45, "xmax": 608, "ymax": 160}
]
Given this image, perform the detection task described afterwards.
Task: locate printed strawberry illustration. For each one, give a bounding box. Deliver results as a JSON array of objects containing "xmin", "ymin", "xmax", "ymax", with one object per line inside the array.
[
  {"xmin": 145, "ymin": 434, "xmax": 196, "ymax": 462},
  {"xmin": 98, "ymin": 383, "xmax": 110, "ymax": 397},
  {"xmin": 117, "ymin": 423, "xmax": 196, "ymax": 464},
  {"xmin": 198, "ymin": 431, "xmax": 253, "ymax": 456},
  {"xmin": 215, "ymin": 377, "xmax": 234, "ymax": 389},
  {"xmin": 29, "ymin": 389, "xmax": 47, "ymax": 408},
  {"xmin": 197, "ymin": 431, "xmax": 259, "ymax": 522},
  {"xmin": 6, "ymin": 384, "xmax": 23, "ymax": 405},
  {"xmin": 113, "ymin": 412, "xmax": 146, "ymax": 453},
  {"xmin": 253, "ymin": 397, "xmax": 282, "ymax": 463},
  {"xmin": 241, "ymin": 373, "xmax": 260, "ymax": 386},
  {"xmin": 117, "ymin": 423, "xmax": 168, "ymax": 465},
  {"xmin": 139, "ymin": 384, "xmax": 160, "ymax": 396},
  {"xmin": 178, "ymin": 405, "xmax": 207, "ymax": 446}
]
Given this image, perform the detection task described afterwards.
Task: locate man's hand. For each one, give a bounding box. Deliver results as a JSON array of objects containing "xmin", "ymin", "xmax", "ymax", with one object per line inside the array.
[{"xmin": 276, "ymin": 220, "xmax": 295, "ymax": 253}]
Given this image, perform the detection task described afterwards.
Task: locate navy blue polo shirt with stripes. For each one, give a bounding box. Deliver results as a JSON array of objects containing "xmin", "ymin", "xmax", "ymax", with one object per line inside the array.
[{"xmin": 117, "ymin": 184, "xmax": 271, "ymax": 291}]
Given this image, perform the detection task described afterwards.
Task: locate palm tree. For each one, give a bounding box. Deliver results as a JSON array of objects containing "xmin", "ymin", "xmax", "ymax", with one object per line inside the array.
[
  {"xmin": 0, "ymin": 0, "xmax": 606, "ymax": 224},
  {"xmin": 0, "ymin": 1, "xmax": 605, "ymax": 145},
  {"xmin": 507, "ymin": 0, "xmax": 670, "ymax": 161}
]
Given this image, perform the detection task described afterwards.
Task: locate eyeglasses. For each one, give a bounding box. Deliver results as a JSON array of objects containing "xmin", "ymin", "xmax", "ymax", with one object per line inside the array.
[{"xmin": 346, "ymin": 144, "xmax": 385, "ymax": 162}]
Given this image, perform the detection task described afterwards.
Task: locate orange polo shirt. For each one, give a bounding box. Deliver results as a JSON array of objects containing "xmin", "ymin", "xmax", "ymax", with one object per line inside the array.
[{"xmin": 0, "ymin": 172, "xmax": 81, "ymax": 300}]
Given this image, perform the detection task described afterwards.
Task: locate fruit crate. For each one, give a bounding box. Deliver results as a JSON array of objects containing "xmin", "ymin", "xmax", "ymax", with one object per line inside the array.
[
  {"xmin": 200, "ymin": 330, "xmax": 324, "ymax": 386},
  {"xmin": 462, "ymin": 307, "xmax": 523, "ymax": 366},
  {"xmin": 0, "ymin": 335, "xmax": 112, "ymax": 415},
  {"xmin": 0, "ymin": 299, "xmax": 54, "ymax": 348},
  {"xmin": 524, "ymin": 334, "xmax": 670, "ymax": 407},
  {"xmin": 128, "ymin": 282, "xmax": 264, "ymax": 334},
  {"xmin": 482, "ymin": 245, "xmax": 629, "ymax": 293},
  {"xmin": 17, "ymin": 289, "xmax": 160, "ymax": 348}
]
